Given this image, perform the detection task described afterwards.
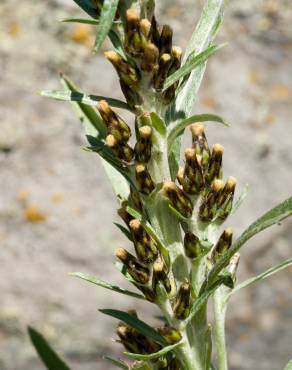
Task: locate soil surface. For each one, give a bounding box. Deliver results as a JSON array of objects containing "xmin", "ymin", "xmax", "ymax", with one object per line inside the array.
[{"xmin": 0, "ymin": 1, "xmax": 292, "ymax": 369}]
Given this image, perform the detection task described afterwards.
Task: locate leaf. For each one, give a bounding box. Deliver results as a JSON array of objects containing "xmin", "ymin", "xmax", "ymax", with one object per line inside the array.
[
  {"xmin": 62, "ymin": 17, "xmax": 99, "ymax": 25},
  {"xmin": 114, "ymin": 261, "xmax": 138, "ymax": 285},
  {"xmin": 60, "ymin": 74, "xmax": 106, "ymax": 137},
  {"xmin": 72, "ymin": 0, "xmax": 99, "ymax": 19},
  {"xmin": 206, "ymin": 196, "xmax": 292, "ymax": 287},
  {"xmin": 124, "ymin": 342, "xmax": 181, "ymax": 360},
  {"xmin": 167, "ymin": 113, "xmax": 228, "ymax": 151},
  {"xmin": 125, "ymin": 206, "xmax": 169, "ymax": 263},
  {"xmin": 41, "ymin": 89, "xmax": 131, "ymax": 112},
  {"xmin": 102, "ymin": 160, "xmax": 131, "ymax": 201},
  {"xmin": 86, "ymin": 135, "xmax": 134, "ymax": 187},
  {"xmin": 103, "ymin": 355, "xmax": 129, "ymax": 369},
  {"xmin": 186, "ymin": 275, "xmax": 229, "ymax": 324},
  {"xmin": 94, "ymin": 0, "xmax": 119, "ymax": 52},
  {"xmin": 59, "ymin": 76, "xmax": 131, "ymax": 200},
  {"xmin": 230, "ymin": 184, "xmax": 249, "ymax": 215},
  {"xmin": 230, "ymin": 258, "xmax": 292, "ymax": 295},
  {"xmin": 168, "ymin": 204, "xmax": 189, "ymax": 223},
  {"xmin": 284, "ymin": 360, "xmax": 292, "ymax": 370},
  {"xmin": 175, "ymin": 0, "xmax": 225, "ymax": 117},
  {"xmin": 114, "ymin": 222, "xmax": 133, "ymax": 241},
  {"xmin": 62, "ymin": 17, "xmax": 121, "ymax": 25},
  {"xmin": 163, "ymin": 44, "xmax": 225, "ymax": 91},
  {"xmin": 28, "ymin": 327, "xmax": 71, "ymax": 370},
  {"xmin": 150, "ymin": 112, "xmax": 167, "ymax": 136},
  {"xmin": 70, "ymin": 272, "xmax": 145, "ymax": 300},
  {"xmin": 108, "ymin": 29, "xmax": 128, "ymax": 59},
  {"xmin": 184, "ymin": 0, "xmax": 224, "ymax": 62},
  {"xmin": 99, "ymin": 309, "xmax": 167, "ymax": 345}
]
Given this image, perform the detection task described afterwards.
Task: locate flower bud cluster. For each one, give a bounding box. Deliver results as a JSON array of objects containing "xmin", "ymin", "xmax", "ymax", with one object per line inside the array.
[
  {"xmin": 104, "ymin": 7, "xmax": 183, "ymax": 109},
  {"xmin": 115, "ymin": 211, "xmax": 175, "ymax": 303}
]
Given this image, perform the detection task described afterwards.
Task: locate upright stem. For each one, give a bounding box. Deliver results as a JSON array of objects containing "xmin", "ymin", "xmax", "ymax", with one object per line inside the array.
[{"xmin": 213, "ymin": 288, "xmax": 228, "ymax": 370}]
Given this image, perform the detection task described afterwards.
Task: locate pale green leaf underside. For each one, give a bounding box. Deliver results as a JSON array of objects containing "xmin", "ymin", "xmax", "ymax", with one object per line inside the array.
[
  {"xmin": 99, "ymin": 309, "xmax": 167, "ymax": 345},
  {"xmin": 94, "ymin": 0, "xmax": 119, "ymax": 52},
  {"xmin": 103, "ymin": 355, "xmax": 129, "ymax": 370},
  {"xmin": 28, "ymin": 327, "xmax": 71, "ymax": 370},
  {"xmin": 102, "ymin": 160, "xmax": 131, "ymax": 201},
  {"xmin": 207, "ymin": 196, "xmax": 292, "ymax": 286},
  {"xmin": 124, "ymin": 342, "xmax": 181, "ymax": 360},
  {"xmin": 174, "ymin": 0, "xmax": 225, "ymax": 119},
  {"xmin": 167, "ymin": 113, "xmax": 228, "ymax": 151},
  {"xmin": 41, "ymin": 90, "xmax": 131, "ymax": 112},
  {"xmin": 70, "ymin": 272, "xmax": 144, "ymax": 300},
  {"xmin": 183, "ymin": 0, "xmax": 225, "ymax": 62},
  {"xmin": 230, "ymin": 258, "xmax": 292, "ymax": 295},
  {"xmin": 164, "ymin": 44, "xmax": 225, "ymax": 91}
]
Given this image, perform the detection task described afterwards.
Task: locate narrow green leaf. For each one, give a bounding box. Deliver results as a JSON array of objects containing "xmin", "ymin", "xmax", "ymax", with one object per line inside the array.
[
  {"xmin": 124, "ymin": 342, "xmax": 181, "ymax": 360},
  {"xmin": 284, "ymin": 360, "xmax": 292, "ymax": 370},
  {"xmin": 150, "ymin": 112, "xmax": 167, "ymax": 136},
  {"xmin": 230, "ymin": 184, "xmax": 249, "ymax": 215},
  {"xmin": 94, "ymin": 0, "xmax": 119, "ymax": 52},
  {"xmin": 164, "ymin": 44, "xmax": 225, "ymax": 91},
  {"xmin": 60, "ymin": 75, "xmax": 107, "ymax": 137},
  {"xmin": 41, "ymin": 89, "xmax": 131, "ymax": 112},
  {"xmin": 62, "ymin": 17, "xmax": 99, "ymax": 25},
  {"xmin": 167, "ymin": 113, "xmax": 228, "ymax": 151},
  {"xmin": 103, "ymin": 355, "xmax": 129, "ymax": 369},
  {"xmin": 206, "ymin": 196, "xmax": 292, "ymax": 287},
  {"xmin": 126, "ymin": 206, "xmax": 169, "ymax": 262},
  {"xmin": 186, "ymin": 276, "xmax": 228, "ymax": 324},
  {"xmin": 99, "ymin": 309, "xmax": 167, "ymax": 345},
  {"xmin": 114, "ymin": 222, "xmax": 133, "ymax": 241},
  {"xmin": 28, "ymin": 327, "xmax": 71, "ymax": 370},
  {"xmin": 72, "ymin": 0, "xmax": 99, "ymax": 19},
  {"xmin": 108, "ymin": 29, "xmax": 128, "ymax": 60},
  {"xmin": 168, "ymin": 204, "xmax": 189, "ymax": 223},
  {"xmin": 230, "ymin": 258, "xmax": 292, "ymax": 295},
  {"xmin": 70, "ymin": 272, "xmax": 145, "ymax": 300},
  {"xmin": 62, "ymin": 18, "xmax": 121, "ymax": 25}
]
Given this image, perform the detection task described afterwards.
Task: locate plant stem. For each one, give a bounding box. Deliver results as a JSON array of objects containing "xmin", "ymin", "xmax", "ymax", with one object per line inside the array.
[{"xmin": 213, "ymin": 288, "xmax": 228, "ymax": 370}]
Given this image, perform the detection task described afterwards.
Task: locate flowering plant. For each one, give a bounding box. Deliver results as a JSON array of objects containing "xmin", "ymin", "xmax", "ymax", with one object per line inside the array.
[{"xmin": 29, "ymin": 1, "xmax": 292, "ymax": 370}]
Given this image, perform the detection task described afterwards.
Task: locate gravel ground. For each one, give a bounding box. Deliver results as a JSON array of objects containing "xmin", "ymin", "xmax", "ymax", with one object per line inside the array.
[{"xmin": 0, "ymin": 0, "xmax": 292, "ymax": 369}]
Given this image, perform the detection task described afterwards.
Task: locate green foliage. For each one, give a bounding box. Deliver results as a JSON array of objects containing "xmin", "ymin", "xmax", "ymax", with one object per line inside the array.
[{"xmin": 28, "ymin": 327, "xmax": 71, "ymax": 370}]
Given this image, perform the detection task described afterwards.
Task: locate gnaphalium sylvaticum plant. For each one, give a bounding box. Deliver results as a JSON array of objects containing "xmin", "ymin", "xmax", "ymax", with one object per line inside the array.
[{"xmin": 28, "ymin": 1, "xmax": 292, "ymax": 370}]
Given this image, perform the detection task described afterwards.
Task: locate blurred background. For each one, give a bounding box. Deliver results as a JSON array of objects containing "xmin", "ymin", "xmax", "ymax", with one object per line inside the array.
[{"xmin": 0, "ymin": 0, "xmax": 292, "ymax": 369}]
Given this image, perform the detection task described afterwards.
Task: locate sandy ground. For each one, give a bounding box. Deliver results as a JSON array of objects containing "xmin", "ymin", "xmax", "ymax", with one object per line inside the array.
[{"xmin": 0, "ymin": 0, "xmax": 292, "ymax": 369}]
